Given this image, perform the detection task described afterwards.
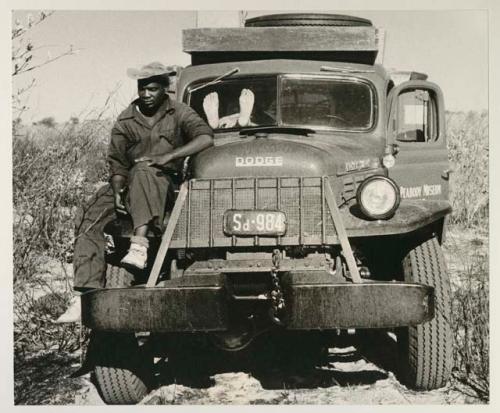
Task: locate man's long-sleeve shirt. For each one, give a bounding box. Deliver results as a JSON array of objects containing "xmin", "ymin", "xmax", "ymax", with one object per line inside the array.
[{"xmin": 108, "ymin": 96, "xmax": 213, "ymax": 178}]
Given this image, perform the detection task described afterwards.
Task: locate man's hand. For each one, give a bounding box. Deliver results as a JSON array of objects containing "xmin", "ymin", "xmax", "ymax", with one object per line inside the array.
[
  {"xmin": 134, "ymin": 134, "xmax": 213, "ymax": 171},
  {"xmin": 218, "ymin": 113, "xmax": 239, "ymax": 128},
  {"xmin": 135, "ymin": 153, "xmax": 174, "ymax": 168},
  {"xmin": 111, "ymin": 175, "xmax": 128, "ymax": 215},
  {"xmin": 114, "ymin": 189, "xmax": 128, "ymax": 215}
]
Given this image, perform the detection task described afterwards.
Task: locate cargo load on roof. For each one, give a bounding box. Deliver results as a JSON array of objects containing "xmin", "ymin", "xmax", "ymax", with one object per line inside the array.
[{"xmin": 183, "ymin": 13, "xmax": 381, "ymax": 65}]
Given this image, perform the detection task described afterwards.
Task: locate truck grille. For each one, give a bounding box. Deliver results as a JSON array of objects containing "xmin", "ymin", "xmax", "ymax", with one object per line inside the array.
[
  {"xmin": 341, "ymin": 172, "xmax": 373, "ymax": 202},
  {"xmin": 170, "ymin": 177, "xmax": 341, "ymax": 248}
]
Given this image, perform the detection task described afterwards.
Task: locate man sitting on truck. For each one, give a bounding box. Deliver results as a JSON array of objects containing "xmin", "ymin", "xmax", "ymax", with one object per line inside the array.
[{"xmin": 56, "ymin": 62, "xmax": 214, "ymax": 323}]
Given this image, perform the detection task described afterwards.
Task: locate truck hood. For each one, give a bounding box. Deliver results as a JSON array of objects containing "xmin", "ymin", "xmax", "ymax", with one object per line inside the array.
[{"xmin": 192, "ymin": 131, "xmax": 384, "ymax": 178}]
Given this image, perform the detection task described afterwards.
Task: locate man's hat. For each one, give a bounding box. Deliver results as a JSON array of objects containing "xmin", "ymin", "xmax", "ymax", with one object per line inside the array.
[{"xmin": 126, "ymin": 62, "xmax": 177, "ymax": 81}]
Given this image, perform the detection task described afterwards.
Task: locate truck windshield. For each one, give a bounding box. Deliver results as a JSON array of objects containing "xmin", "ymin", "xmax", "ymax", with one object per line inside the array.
[
  {"xmin": 188, "ymin": 75, "xmax": 374, "ymax": 131},
  {"xmin": 280, "ymin": 77, "xmax": 374, "ymax": 130}
]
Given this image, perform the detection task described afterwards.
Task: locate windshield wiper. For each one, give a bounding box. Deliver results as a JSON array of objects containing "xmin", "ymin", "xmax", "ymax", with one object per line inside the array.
[
  {"xmin": 189, "ymin": 68, "xmax": 240, "ymax": 93},
  {"xmin": 239, "ymin": 126, "xmax": 316, "ymax": 137}
]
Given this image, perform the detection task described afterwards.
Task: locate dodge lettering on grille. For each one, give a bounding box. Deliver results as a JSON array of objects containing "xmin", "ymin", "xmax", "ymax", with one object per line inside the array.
[{"xmin": 235, "ymin": 156, "xmax": 283, "ymax": 167}]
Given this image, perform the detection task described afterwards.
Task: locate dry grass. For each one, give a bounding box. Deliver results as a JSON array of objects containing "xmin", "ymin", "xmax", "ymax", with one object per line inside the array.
[
  {"xmin": 452, "ymin": 256, "xmax": 489, "ymax": 399},
  {"xmin": 445, "ymin": 110, "xmax": 489, "ymax": 401},
  {"xmin": 446, "ymin": 110, "xmax": 488, "ymax": 228},
  {"xmin": 14, "ymin": 351, "xmax": 86, "ymax": 405},
  {"xmin": 445, "ymin": 230, "xmax": 489, "ymax": 401}
]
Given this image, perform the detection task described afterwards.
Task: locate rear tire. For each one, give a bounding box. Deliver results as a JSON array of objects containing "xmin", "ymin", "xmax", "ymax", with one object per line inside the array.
[
  {"xmin": 90, "ymin": 264, "xmax": 153, "ymax": 404},
  {"xmin": 105, "ymin": 263, "xmax": 134, "ymax": 288},
  {"xmin": 397, "ymin": 236, "xmax": 453, "ymax": 389}
]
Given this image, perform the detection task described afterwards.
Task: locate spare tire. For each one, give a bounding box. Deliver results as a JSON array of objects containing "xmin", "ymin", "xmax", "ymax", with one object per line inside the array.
[{"xmin": 245, "ymin": 13, "xmax": 372, "ymax": 27}]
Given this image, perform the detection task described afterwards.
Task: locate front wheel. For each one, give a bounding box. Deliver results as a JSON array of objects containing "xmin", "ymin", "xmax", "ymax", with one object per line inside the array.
[
  {"xmin": 91, "ymin": 331, "xmax": 154, "ymax": 404},
  {"xmin": 397, "ymin": 236, "xmax": 453, "ymax": 389},
  {"xmin": 90, "ymin": 264, "xmax": 153, "ymax": 404}
]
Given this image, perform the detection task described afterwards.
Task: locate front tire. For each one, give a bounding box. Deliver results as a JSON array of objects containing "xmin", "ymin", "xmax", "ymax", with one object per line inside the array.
[
  {"xmin": 397, "ymin": 236, "xmax": 453, "ymax": 389},
  {"xmin": 92, "ymin": 332, "xmax": 153, "ymax": 405},
  {"xmin": 90, "ymin": 264, "xmax": 153, "ymax": 404}
]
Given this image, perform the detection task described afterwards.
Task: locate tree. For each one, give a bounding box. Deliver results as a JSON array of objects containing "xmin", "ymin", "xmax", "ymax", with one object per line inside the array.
[
  {"xmin": 12, "ymin": 11, "xmax": 80, "ymax": 120},
  {"xmin": 38, "ymin": 116, "xmax": 56, "ymax": 128},
  {"xmin": 12, "ymin": 11, "xmax": 79, "ymax": 76}
]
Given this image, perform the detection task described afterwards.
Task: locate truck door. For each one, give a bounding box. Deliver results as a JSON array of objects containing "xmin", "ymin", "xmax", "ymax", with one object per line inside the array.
[{"xmin": 386, "ymin": 81, "xmax": 450, "ymax": 201}]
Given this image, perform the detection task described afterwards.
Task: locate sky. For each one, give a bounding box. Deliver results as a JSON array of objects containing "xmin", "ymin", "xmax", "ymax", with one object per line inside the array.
[{"xmin": 11, "ymin": 9, "xmax": 488, "ymax": 123}]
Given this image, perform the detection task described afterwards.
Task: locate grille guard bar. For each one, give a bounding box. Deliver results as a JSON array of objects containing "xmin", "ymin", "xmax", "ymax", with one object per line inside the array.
[{"xmin": 146, "ymin": 177, "xmax": 361, "ymax": 287}]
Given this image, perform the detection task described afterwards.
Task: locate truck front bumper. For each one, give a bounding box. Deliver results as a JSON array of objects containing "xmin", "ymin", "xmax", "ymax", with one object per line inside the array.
[{"xmin": 81, "ymin": 273, "xmax": 433, "ymax": 332}]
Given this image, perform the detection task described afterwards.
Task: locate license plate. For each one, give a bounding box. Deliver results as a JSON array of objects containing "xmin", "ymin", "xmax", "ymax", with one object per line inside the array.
[{"xmin": 223, "ymin": 210, "xmax": 287, "ymax": 236}]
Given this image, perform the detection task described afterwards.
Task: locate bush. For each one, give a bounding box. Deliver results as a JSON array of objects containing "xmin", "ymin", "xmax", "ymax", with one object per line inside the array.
[
  {"xmin": 450, "ymin": 235, "xmax": 489, "ymax": 400},
  {"xmin": 38, "ymin": 116, "xmax": 57, "ymax": 128},
  {"xmin": 14, "ymin": 289, "xmax": 81, "ymax": 361},
  {"xmin": 446, "ymin": 111, "xmax": 488, "ymax": 228},
  {"xmin": 446, "ymin": 110, "xmax": 489, "ymax": 400},
  {"xmin": 13, "ymin": 120, "xmax": 110, "ymax": 357}
]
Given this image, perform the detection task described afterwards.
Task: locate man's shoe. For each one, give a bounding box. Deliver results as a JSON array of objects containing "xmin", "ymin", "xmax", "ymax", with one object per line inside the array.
[
  {"xmin": 55, "ymin": 295, "xmax": 81, "ymax": 323},
  {"xmin": 121, "ymin": 243, "xmax": 148, "ymax": 270}
]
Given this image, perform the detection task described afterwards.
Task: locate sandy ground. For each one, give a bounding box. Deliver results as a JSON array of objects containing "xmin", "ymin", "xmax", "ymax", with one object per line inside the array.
[
  {"xmin": 20, "ymin": 339, "xmax": 477, "ymax": 405},
  {"xmin": 14, "ymin": 227, "xmax": 487, "ymax": 405}
]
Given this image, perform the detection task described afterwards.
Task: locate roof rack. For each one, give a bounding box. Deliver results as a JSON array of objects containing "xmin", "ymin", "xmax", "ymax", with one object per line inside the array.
[{"xmin": 183, "ymin": 15, "xmax": 381, "ymax": 65}]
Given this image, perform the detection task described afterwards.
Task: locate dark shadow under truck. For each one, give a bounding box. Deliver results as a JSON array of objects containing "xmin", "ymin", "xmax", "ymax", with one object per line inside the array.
[{"xmin": 81, "ymin": 14, "xmax": 453, "ymax": 404}]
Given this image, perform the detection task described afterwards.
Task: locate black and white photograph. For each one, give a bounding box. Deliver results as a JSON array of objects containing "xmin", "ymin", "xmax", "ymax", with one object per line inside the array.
[{"xmin": 5, "ymin": 0, "xmax": 494, "ymax": 407}]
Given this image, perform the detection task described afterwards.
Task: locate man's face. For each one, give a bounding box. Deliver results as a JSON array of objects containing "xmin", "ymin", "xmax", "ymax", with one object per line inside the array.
[{"xmin": 138, "ymin": 81, "xmax": 165, "ymax": 110}]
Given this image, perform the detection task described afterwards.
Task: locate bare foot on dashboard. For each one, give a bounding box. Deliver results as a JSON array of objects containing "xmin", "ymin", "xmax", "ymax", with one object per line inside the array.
[
  {"xmin": 203, "ymin": 92, "xmax": 220, "ymax": 129},
  {"xmin": 238, "ymin": 88, "xmax": 254, "ymax": 127}
]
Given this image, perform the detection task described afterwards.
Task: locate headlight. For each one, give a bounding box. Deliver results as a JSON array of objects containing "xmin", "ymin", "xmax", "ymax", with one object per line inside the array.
[{"xmin": 356, "ymin": 176, "xmax": 400, "ymax": 219}]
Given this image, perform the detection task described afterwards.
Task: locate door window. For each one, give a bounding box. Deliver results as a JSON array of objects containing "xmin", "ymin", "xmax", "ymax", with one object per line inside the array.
[{"xmin": 396, "ymin": 89, "xmax": 438, "ymax": 143}]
